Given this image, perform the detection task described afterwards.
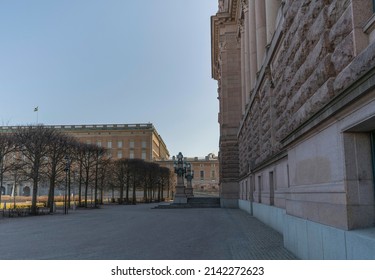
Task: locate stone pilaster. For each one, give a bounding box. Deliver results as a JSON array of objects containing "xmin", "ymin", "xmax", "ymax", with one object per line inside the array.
[
  {"xmin": 248, "ymin": 0, "xmax": 258, "ymax": 90},
  {"xmin": 243, "ymin": 1, "xmax": 251, "ymax": 105},
  {"xmin": 265, "ymin": 0, "xmax": 281, "ymax": 44},
  {"xmin": 255, "ymin": 0, "xmax": 267, "ymax": 71},
  {"xmin": 218, "ymin": 25, "xmax": 242, "ymax": 208}
]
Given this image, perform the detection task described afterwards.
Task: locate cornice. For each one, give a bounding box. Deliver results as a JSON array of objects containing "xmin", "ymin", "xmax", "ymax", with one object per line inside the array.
[
  {"xmin": 211, "ymin": 0, "xmax": 242, "ymax": 80},
  {"xmin": 211, "ymin": 16, "xmax": 220, "ymax": 80}
]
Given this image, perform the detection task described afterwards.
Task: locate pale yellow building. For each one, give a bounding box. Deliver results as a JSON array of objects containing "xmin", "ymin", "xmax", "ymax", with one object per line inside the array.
[{"xmin": 47, "ymin": 123, "xmax": 169, "ymax": 161}]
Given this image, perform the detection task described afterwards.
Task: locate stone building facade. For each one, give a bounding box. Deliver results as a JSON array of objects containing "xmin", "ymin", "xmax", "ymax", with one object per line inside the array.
[
  {"xmin": 50, "ymin": 123, "xmax": 170, "ymax": 161},
  {"xmin": 212, "ymin": 0, "xmax": 375, "ymax": 259},
  {"xmin": 157, "ymin": 153, "xmax": 220, "ymax": 195},
  {"xmin": 0, "ymin": 123, "xmax": 169, "ymax": 197}
]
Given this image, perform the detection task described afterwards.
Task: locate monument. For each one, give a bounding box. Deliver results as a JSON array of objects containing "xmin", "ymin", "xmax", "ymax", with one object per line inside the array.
[{"xmin": 173, "ymin": 152, "xmax": 187, "ymax": 204}]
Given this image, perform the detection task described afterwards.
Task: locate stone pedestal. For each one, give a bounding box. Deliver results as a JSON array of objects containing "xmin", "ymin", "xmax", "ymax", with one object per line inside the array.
[
  {"xmin": 185, "ymin": 182, "xmax": 194, "ymax": 198},
  {"xmin": 173, "ymin": 184, "xmax": 187, "ymax": 204},
  {"xmin": 173, "ymin": 166, "xmax": 187, "ymax": 204}
]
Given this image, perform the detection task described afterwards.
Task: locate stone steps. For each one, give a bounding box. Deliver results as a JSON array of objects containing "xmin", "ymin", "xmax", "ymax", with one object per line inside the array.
[
  {"xmin": 187, "ymin": 197, "xmax": 220, "ymax": 207},
  {"xmin": 154, "ymin": 197, "xmax": 221, "ymax": 209}
]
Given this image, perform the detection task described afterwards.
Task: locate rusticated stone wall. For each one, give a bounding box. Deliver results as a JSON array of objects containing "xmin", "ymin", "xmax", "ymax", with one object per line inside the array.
[
  {"xmin": 239, "ymin": 0, "xmax": 370, "ymax": 174},
  {"xmin": 216, "ymin": 24, "xmax": 242, "ymax": 207}
]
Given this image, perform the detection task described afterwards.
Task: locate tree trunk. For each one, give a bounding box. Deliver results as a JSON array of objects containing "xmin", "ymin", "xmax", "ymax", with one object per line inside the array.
[
  {"xmin": 119, "ymin": 182, "xmax": 124, "ymax": 205},
  {"xmin": 31, "ymin": 179, "xmax": 38, "ymax": 215},
  {"xmin": 132, "ymin": 177, "xmax": 136, "ymax": 205},
  {"xmin": 125, "ymin": 171, "xmax": 129, "ymax": 203},
  {"xmin": 48, "ymin": 175, "xmax": 55, "ymax": 213},
  {"xmin": 0, "ymin": 169, "xmax": 3, "ymax": 206},
  {"xmin": 94, "ymin": 161, "xmax": 98, "ymax": 208},
  {"xmin": 78, "ymin": 161, "xmax": 83, "ymax": 206}
]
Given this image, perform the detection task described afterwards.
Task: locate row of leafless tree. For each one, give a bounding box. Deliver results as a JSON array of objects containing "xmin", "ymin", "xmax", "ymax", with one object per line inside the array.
[{"xmin": 0, "ymin": 125, "xmax": 172, "ymax": 215}]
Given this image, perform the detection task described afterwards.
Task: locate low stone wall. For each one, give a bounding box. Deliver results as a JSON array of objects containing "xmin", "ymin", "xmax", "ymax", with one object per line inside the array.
[{"xmin": 246, "ymin": 202, "xmax": 375, "ymax": 259}]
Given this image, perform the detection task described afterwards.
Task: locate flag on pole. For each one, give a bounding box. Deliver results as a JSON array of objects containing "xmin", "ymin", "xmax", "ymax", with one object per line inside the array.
[{"xmin": 34, "ymin": 106, "xmax": 38, "ymax": 112}]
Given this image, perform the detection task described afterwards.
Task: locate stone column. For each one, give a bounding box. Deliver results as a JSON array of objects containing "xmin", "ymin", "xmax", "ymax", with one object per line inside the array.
[
  {"xmin": 255, "ymin": 0, "xmax": 267, "ymax": 71},
  {"xmin": 265, "ymin": 0, "xmax": 281, "ymax": 44},
  {"xmin": 248, "ymin": 0, "xmax": 258, "ymax": 90}
]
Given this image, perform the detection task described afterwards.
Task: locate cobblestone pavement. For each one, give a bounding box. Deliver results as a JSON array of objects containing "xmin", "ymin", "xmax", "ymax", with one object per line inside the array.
[{"xmin": 0, "ymin": 203, "xmax": 297, "ymax": 260}]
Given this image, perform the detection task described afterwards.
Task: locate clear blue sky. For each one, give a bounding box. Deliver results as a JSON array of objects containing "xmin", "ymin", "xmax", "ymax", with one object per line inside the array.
[{"xmin": 0, "ymin": 0, "xmax": 219, "ymax": 158}]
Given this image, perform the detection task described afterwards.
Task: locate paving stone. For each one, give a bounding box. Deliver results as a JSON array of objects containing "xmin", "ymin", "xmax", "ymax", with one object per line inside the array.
[{"xmin": 0, "ymin": 203, "xmax": 297, "ymax": 260}]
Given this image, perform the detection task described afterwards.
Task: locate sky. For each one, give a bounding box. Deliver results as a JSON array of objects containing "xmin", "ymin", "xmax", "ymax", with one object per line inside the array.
[{"xmin": 0, "ymin": 0, "xmax": 219, "ymax": 158}]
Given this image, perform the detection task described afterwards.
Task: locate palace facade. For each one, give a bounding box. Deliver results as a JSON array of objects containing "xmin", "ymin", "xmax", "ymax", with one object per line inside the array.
[
  {"xmin": 157, "ymin": 153, "xmax": 220, "ymax": 195},
  {"xmin": 211, "ymin": 0, "xmax": 375, "ymax": 259},
  {"xmin": 48, "ymin": 123, "xmax": 170, "ymax": 161},
  {"xmin": 0, "ymin": 123, "xmax": 170, "ymax": 197}
]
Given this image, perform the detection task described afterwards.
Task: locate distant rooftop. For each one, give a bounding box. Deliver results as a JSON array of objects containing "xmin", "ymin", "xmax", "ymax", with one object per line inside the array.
[
  {"xmin": 158, "ymin": 153, "xmax": 218, "ymax": 162},
  {"xmin": 0, "ymin": 123, "xmax": 155, "ymax": 131}
]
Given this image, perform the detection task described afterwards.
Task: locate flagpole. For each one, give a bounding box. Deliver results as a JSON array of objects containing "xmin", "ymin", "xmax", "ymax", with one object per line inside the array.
[{"xmin": 34, "ymin": 106, "xmax": 39, "ymax": 125}]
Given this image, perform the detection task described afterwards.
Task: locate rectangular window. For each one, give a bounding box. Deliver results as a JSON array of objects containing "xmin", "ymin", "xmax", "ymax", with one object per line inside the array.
[
  {"xmin": 118, "ymin": 141, "xmax": 123, "ymax": 148},
  {"xmin": 117, "ymin": 151, "xmax": 122, "ymax": 159},
  {"xmin": 96, "ymin": 140, "xmax": 102, "ymax": 147},
  {"xmin": 107, "ymin": 141, "xmax": 112, "ymax": 149},
  {"xmin": 129, "ymin": 150, "xmax": 134, "ymax": 159},
  {"xmin": 129, "ymin": 141, "xmax": 134, "ymax": 149},
  {"xmin": 141, "ymin": 151, "xmax": 147, "ymax": 160},
  {"xmin": 211, "ymin": 170, "xmax": 215, "ymax": 179},
  {"xmin": 200, "ymin": 170, "xmax": 204, "ymax": 180},
  {"xmin": 142, "ymin": 141, "xmax": 147, "ymax": 149}
]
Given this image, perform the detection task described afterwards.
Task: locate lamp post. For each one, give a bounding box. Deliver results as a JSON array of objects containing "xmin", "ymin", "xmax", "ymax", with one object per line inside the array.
[
  {"xmin": 64, "ymin": 155, "xmax": 71, "ymax": 215},
  {"xmin": 173, "ymin": 152, "xmax": 188, "ymax": 204},
  {"xmin": 185, "ymin": 162, "xmax": 194, "ymax": 198}
]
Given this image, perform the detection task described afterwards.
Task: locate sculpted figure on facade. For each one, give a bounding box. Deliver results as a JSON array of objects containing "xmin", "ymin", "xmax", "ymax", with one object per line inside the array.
[
  {"xmin": 218, "ymin": 0, "xmax": 229, "ymax": 13},
  {"xmin": 241, "ymin": 0, "xmax": 248, "ymax": 11}
]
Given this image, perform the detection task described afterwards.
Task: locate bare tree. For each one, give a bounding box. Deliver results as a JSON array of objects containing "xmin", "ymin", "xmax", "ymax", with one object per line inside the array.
[
  {"xmin": 6, "ymin": 153, "xmax": 27, "ymax": 208},
  {"xmin": 73, "ymin": 142, "xmax": 85, "ymax": 206},
  {"xmin": 129, "ymin": 159, "xmax": 146, "ymax": 204},
  {"xmin": 111, "ymin": 158, "xmax": 131, "ymax": 204},
  {"xmin": 45, "ymin": 132, "xmax": 77, "ymax": 213},
  {"xmin": 159, "ymin": 166, "xmax": 170, "ymax": 201},
  {"xmin": 97, "ymin": 156, "xmax": 111, "ymax": 204},
  {"xmin": 0, "ymin": 133, "xmax": 17, "ymax": 203},
  {"xmin": 80, "ymin": 144, "xmax": 98, "ymax": 208},
  {"xmin": 15, "ymin": 125, "xmax": 57, "ymax": 215},
  {"xmin": 93, "ymin": 145, "xmax": 106, "ymax": 208}
]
